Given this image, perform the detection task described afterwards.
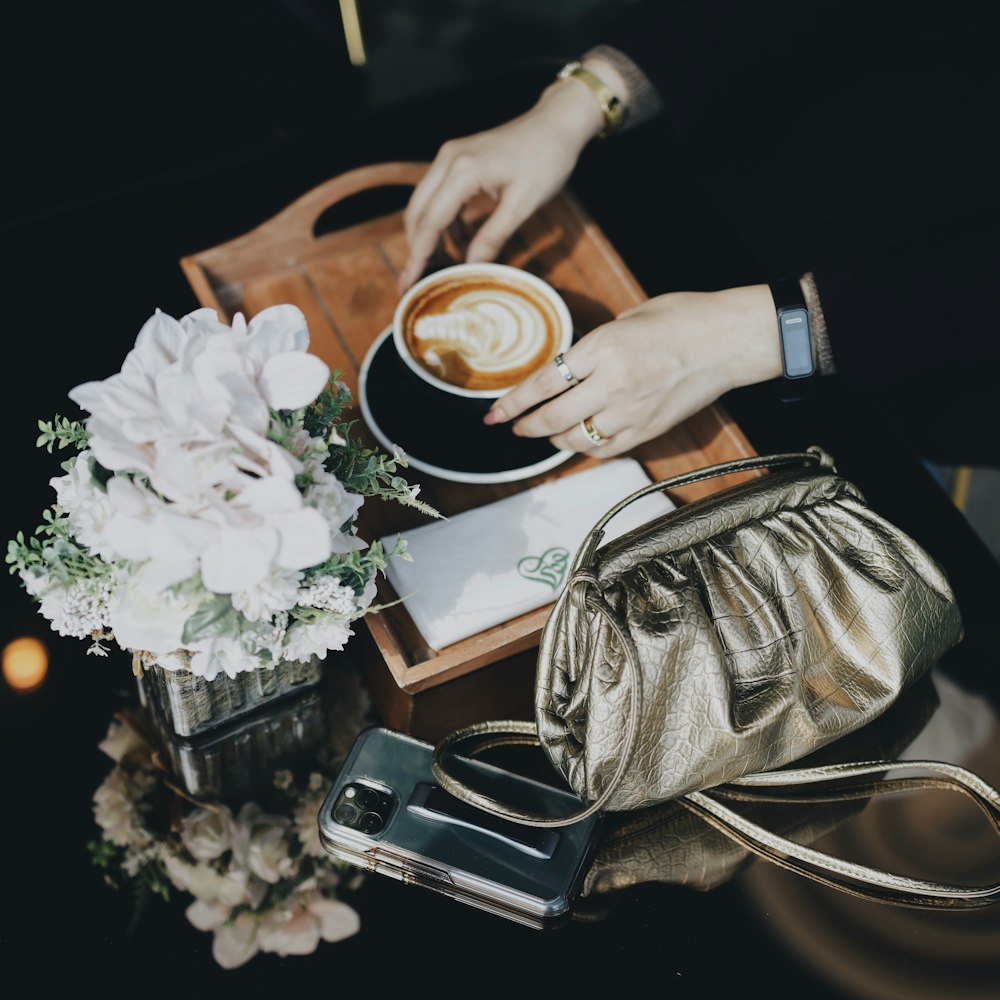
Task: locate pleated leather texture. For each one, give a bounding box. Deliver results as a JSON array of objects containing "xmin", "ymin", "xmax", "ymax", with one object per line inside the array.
[{"xmin": 535, "ymin": 468, "xmax": 964, "ymax": 812}]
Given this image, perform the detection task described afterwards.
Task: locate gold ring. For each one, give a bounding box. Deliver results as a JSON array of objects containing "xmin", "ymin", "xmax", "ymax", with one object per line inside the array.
[
  {"xmin": 554, "ymin": 353, "xmax": 577, "ymax": 383},
  {"xmin": 580, "ymin": 417, "xmax": 608, "ymax": 445}
]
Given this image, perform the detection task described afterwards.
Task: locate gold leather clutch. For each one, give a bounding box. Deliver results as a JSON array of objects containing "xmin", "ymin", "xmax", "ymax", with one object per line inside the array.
[{"xmin": 432, "ymin": 450, "xmax": 1000, "ymax": 908}]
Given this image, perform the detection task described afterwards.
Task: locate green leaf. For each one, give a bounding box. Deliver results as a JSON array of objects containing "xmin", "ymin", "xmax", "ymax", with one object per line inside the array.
[{"xmin": 181, "ymin": 595, "xmax": 239, "ymax": 645}]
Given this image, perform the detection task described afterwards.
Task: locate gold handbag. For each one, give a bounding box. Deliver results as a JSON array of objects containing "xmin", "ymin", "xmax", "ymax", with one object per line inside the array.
[{"xmin": 432, "ymin": 449, "xmax": 1000, "ymax": 907}]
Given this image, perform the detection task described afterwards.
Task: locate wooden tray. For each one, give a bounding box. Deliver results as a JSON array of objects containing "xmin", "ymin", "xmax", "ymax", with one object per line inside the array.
[{"xmin": 180, "ymin": 161, "xmax": 757, "ymax": 700}]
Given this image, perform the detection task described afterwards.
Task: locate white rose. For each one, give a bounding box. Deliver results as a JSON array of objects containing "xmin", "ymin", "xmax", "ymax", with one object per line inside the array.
[
  {"xmin": 164, "ymin": 856, "xmax": 251, "ymax": 908},
  {"xmin": 309, "ymin": 896, "xmax": 361, "ymax": 944},
  {"xmin": 181, "ymin": 806, "xmax": 237, "ymax": 861},
  {"xmin": 50, "ymin": 451, "xmax": 120, "ymax": 561},
  {"xmin": 198, "ymin": 477, "xmax": 332, "ymax": 594},
  {"xmin": 257, "ymin": 892, "xmax": 360, "ymax": 958},
  {"xmin": 210, "ymin": 912, "xmax": 260, "ymax": 970},
  {"xmin": 256, "ymin": 899, "xmax": 322, "ymax": 958},
  {"xmin": 233, "ymin": 804, "xmax": 294, "ymax": 884},
  {"xmin": 109, "ymin": 575, "xmax": 203, "ymax": 656},
  {"xmin": 68, "ymin": 304, "xmax": 328, "ymax": 505}
]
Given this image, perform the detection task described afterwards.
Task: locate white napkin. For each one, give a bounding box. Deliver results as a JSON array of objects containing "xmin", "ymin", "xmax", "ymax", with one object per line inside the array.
[{"xmin": 382, "ymin": 459, "xmax": 675, "ymax": 650}]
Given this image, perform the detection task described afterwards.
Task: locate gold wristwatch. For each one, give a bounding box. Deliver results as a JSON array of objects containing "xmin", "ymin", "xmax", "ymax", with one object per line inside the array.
[{"xmin": 556, "ymin": 60, "xmax": 626, "ymax": 138}]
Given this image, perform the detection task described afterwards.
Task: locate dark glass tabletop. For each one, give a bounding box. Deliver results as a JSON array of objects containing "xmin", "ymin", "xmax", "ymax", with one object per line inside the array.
[{"xmin": 3, "ymin": 29, "xmax": 999, "ymax": 999}]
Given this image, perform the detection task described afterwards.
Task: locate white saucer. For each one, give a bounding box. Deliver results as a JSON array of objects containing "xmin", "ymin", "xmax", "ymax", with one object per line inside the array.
[{"xmin": 358, "ymin": 327, "xmax": 575, "ymax": 485}]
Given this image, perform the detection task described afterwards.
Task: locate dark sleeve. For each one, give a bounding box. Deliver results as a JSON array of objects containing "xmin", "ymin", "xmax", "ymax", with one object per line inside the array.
[
  {"xmin": 810, "ymin": 219, "xmax": 1000, "ymax": 466},
  {"xmin": 599, "ymin": 2, "xmax": 1000, "ymax": 463},
  {"xmin": 596, "ymin": 0, "xmax": 875, "ymax": 136}
]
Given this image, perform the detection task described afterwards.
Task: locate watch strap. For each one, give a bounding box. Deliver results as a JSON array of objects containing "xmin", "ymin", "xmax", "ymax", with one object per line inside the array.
[
  {"xmin": 556, "ymin": 61, "xmax": 626, "ymax": 138},
  {"xmin": 770, "ymin": 277, "xmax": 815, "ymax": 401}
]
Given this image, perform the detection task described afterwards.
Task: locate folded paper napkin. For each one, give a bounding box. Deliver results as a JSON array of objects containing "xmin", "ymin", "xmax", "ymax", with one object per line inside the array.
[{"xmin": 382, "ymin": 459, "xmax": 675, "ymax": 650}]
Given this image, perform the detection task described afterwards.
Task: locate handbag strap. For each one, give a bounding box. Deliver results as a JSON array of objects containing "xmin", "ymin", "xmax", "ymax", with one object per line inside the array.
[
  {"xmin": 569, "ymin": 446, "xmax": 833, "ymax": 575},
  {"xmin": 680, "ymin": 758, "xmax": 1000, "ymax": 909},
  {"xmin": 432, "ymin": 592, "xmax": 642, "ymax": 827},
  {"xmin": 570, "ymin": 445, "xmax": 834, "ymax": 578}
]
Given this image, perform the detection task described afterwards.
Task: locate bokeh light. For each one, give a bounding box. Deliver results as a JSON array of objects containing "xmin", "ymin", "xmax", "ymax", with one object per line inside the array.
[{"xmin": 3, "ymin": 636, "xmax": 49, "ymax": 692}]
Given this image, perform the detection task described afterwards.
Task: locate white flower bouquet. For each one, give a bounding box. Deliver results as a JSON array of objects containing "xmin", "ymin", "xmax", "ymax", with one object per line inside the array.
[{"xmin": 7, "ymin": 305, "xmax": 436, "ymax": 681}]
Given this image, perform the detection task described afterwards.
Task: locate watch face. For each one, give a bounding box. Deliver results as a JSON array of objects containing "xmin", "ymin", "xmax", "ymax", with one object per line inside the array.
[{"xmin": 778, "ymin": 307, "xmax": 814, "ymax": 379}]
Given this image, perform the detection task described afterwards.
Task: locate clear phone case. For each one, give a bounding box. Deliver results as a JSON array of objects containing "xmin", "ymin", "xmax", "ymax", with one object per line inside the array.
[{"xmin": 318, "ymin": 726, "xmax": 602, "ymax": 928}]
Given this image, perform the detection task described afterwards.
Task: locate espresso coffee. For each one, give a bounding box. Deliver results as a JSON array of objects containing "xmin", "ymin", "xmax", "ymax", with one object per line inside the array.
[{"xmin": 400, "ymin": 274, "xmax": 564, "ymax": 392}]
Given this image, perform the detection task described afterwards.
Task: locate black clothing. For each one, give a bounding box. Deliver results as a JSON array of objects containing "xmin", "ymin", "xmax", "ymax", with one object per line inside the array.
[{"xmin": 602, "ymin": 1, "xmax": 1000, "ymax": 466}]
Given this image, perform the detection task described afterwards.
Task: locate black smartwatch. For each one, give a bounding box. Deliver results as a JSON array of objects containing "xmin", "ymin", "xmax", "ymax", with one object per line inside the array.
[{"xmin": 769, "ymin": 277, "xmax": 815, "ymax": 401}]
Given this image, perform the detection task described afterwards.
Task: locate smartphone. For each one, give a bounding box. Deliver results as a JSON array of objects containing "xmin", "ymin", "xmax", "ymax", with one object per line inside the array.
[{"xmin": 317, "ymin": 726, "xmax": 603, "ymax": 929}]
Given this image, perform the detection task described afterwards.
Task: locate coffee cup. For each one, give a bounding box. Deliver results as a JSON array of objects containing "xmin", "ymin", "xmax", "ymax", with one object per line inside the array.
[{"xmin": 392, "ymin": 262, "xmax": 574, "ymax": 402}]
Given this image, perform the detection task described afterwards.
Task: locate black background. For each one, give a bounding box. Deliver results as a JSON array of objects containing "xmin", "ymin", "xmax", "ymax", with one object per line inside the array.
[{"xmin": 3, "ymin": 4, "xmax": 999, "ymax": 997}]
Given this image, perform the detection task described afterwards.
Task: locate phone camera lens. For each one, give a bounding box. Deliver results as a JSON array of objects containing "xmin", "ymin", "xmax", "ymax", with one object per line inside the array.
[
  {"xmin": 355, "ymin": 786, "xmax": 380, "ymax": 811},
  {"xmin": 333, "ymin": 803, "xmax": 359, "ymax": 826},
  {"xmin": 359, "ymin": 811, "xmax": 385, "ymax": 835}
]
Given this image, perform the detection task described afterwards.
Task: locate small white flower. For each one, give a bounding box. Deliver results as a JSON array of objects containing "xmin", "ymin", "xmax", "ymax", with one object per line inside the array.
[
  {"xmin": 303, "ymin": 470, "xmax": 364, "ymax": 543},
  {"xmin": 296, "ymin": 576, "xmax": 359, "ymax": 616},
  {"xmin": 93, "ymin": 768, "xmax": 155, "ymax": 848},
  {"xmin": 50, "ymin": 451, "xmax": 119, "ymax": 561},
  {"xmin": 283, "ymin": 615, "xmax": 354, "ymax": 663},
  {"xmin": 181, "ymin": 805, "xmax": 237, "ymax": 861},
  {"xmin": 233, "ymin": 804, "xmax": 294, "ymax": 884},
  {"xmin": 187, "ymin": 635, "xmax": 261, "ymax": 681},
  {"xmin": 36, "ymin": 576, "xmax": 117, "ymax": 640},
  {"xmin": 231, "ymin": 568, "xmax": 303, "ymax": 622}
]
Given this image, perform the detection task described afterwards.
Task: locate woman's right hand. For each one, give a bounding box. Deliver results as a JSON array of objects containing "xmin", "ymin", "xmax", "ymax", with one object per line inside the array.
[{"xmin": 397, "ymin": 76, "xmax": 608, "ymax": 294}]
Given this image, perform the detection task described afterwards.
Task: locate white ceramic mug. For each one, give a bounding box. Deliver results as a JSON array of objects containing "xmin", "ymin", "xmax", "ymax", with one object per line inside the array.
[{"xmin": 393, "ymin": 262, "xmax": 574, "ymax": 400}]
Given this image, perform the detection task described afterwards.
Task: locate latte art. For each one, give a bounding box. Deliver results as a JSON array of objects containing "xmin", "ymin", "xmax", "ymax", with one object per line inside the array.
[{"xmin": 402, "ymin": 277, "xmax": 563, "ymax": 391}]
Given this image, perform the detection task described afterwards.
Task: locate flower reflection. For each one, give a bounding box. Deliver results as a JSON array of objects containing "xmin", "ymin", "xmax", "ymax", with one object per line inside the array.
[{"xmin": 90, "ymin": 662, "xmax": 373, "ymax": 967}]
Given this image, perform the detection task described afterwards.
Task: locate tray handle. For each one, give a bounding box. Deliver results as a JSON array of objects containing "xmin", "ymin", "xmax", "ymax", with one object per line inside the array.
[{"xmin": 250, "ymin": 161, "xmax": 430, "ymax": 247}]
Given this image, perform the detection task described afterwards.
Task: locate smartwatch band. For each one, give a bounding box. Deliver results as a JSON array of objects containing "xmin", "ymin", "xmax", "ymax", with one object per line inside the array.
[{"xmin": 769, "ymin": 277, "xmax": 815, "ymax": 401}]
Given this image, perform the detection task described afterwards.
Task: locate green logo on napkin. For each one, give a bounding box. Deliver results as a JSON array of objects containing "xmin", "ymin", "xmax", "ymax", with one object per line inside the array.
[{"xmin": 517, "ymin": 547, "xmax": 570, "ymax": 591}]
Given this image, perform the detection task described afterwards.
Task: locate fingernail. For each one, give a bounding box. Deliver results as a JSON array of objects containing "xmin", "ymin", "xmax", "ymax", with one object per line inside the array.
[{"xmin": 511, "ymin": 423, "xmax": 523, "ymax": 437}]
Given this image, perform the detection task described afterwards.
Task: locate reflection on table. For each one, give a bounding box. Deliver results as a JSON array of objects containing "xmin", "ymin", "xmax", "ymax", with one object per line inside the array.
[{"xmin": 86, "ymin": 649, "xmax": 1000, "ymax": 993}]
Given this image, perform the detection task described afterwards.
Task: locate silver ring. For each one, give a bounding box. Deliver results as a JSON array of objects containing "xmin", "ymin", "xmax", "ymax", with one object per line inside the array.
[
  {"xmin": 554, "ymin": 353, "xmax": 577, "ymax": 384},
  {"xmin": 580, "ymin": 417, "xmax": 609, "ymax": 445}
]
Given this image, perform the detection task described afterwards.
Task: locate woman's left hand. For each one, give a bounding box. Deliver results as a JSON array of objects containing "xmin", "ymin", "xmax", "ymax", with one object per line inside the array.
[{"xmin": 484, "ymin": 285, "xmax": 783, "ymax": 457}]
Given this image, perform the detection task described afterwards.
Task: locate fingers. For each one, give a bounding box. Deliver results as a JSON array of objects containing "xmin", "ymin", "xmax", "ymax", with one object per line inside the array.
[
  {"xmin": 399, "ymin": 168, "xmax": 481, "ymax": 293},
  {"xmin": 399, "ymin": 141, "xmax": 483, "ymax": 291},
  {"xmin": 485, "ymin": 345, "xmax": 594, "ymax": 426},
  {"xmin": 465, "ymin": 187, "xmax": 532, "ymax": 263}
]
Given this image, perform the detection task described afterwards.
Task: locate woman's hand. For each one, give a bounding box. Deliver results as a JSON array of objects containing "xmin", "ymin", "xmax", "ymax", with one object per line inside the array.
[
  {"xmin": 484, "ymin": 286, "xmax": 783, "ymax": 456},
  {"xmin": 397, "ymin": 77, "xmax": 607, "ymax": 294}
]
